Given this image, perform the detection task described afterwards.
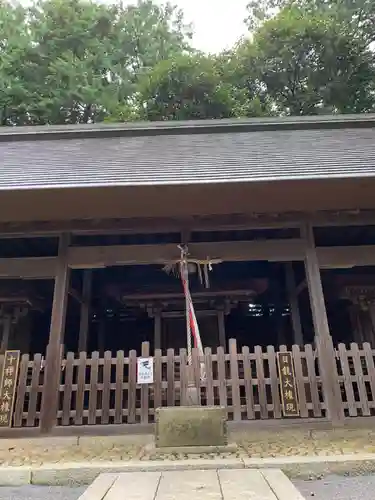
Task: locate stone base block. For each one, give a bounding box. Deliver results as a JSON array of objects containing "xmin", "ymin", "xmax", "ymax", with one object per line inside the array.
[
  {"xmin": 146, "ymin": 443, "xmax": 237, "ymax": 455},
  {"xmin": 155, "ymin": 406, "xmax": 227, "ymax": 448}
]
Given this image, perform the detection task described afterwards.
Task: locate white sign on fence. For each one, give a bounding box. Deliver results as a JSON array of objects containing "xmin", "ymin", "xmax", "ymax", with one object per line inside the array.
[{"xmin": 137, "ymin": 357, "xmax": 154, "ymax": 384}]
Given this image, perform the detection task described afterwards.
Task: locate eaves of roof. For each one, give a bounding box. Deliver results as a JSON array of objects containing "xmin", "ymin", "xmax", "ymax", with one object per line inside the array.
[{"xmin": 1, "ymin": 113, "xmax": 375, "ymax": 142}]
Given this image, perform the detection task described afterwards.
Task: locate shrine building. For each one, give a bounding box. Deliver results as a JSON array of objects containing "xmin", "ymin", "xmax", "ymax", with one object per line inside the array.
[{"xmin": 0, "ymin": 114, "xmax": 375, "ymax": 433}]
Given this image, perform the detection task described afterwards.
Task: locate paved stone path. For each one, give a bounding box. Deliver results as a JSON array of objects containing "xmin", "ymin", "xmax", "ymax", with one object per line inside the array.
[
  {"xmin": 3, "ymin": 476, "xmax": 375, "ymax": 500},
  {"xmin": 79, "ymin": 469, "xmax": 305, "ymax": 499},
  {"xmin": 0, "ymin": 485, "xmax": 85, "ymax": 500},
  {"xmin": 295, "ymin": 474, "xmax": 375, "ymax": 500}
]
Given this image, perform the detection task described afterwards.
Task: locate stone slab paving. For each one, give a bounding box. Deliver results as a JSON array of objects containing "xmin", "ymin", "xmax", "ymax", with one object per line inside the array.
[
  {"xmin": 4, "ymin": 476, "xmax": 375, "ymax": 500},
  {"xmin": 78, "ymin": 469, "xmax": 305, "ymax": 500}
]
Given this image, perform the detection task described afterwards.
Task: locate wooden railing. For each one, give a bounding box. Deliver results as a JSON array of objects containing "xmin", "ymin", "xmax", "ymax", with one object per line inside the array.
[
  {"xmin": 336, "ymin": 342, "xmax": 375, "ymax": 417},
  {"xmin": 8, "ymin": 340, "xmax": 375, "ymax": 429}
]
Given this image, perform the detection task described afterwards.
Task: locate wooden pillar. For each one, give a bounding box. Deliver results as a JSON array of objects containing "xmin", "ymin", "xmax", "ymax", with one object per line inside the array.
[
  {"xmin": 285, "ymin": 263, "xmax": 303, "ymax": 346},
  {"xmin": 98, "ymin": 316, "xmax": 106, "ymax": 355},
  {"xmin": 301, "ymin": 223, "xmax": 343, "ymax": 424},
  {"xmin": 78, "ymin": 270, "xmax": 92, "ymax": 352},
  {"xmin": 154, "ymin": 308, "xmax": 162, "ymax": 352},
  {"xmin": 349, "ymin": 303, "xmax": 362, "ymax": 343},
  {"xmin": 362, "ymin": 309, "xmax": 373, "ymax": 344},
  {"xmin": 217, "ymin": 309, "xmax": 226, "ymax": 351},
  {"xmin": 368, "ymin": 303, "xmax": 375, "ymax": 347},
  {"xmin": 40, "ymin": 234, "xmax": 70, "ymax": 433},
  {"xmin": 0, "ymin": 315, "xmax": 11, "ymax": 354}
]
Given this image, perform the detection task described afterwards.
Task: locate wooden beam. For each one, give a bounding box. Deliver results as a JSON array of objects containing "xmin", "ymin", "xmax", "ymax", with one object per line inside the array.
[
  {"xmin": 160, "ymin": 309, "xmax": 220, "ymax": 318},
  {"xmin": 78, "ymin": 270, "xmax": 92, "ymax": 353},
  {"xmin": 0, "ymin": 239, "xmax": 305, "ymax": 277},
  {"xmin": 69, "ymin": 243, "xmax": 375, "ymax": 269},
  {"xmin": 285, "ymin": 263, "xmax": 303, "ymax": 346},
  {"xmin": 2, "ymin": 240, "xmax": 375, "ymax": 279},
  {"xmin": 318, "ymin": 246, "xmax": 375, "ymax": 268},
  {"xmin": 40, "ymin": 234, "xmax": 70, "ymax": 433},
  {"xmin": 302, "ymin": 224, "xmax": 343, "ymax": 423},
  {"xmin": 121, "ymin": 289, "xmax": 258, "ymax": 302},
  {"xmin": 0, "ymin": 209, "xmax": 375, "ymax": 238},
  {"xmin": 0, "ymin": 213, "xmax": 302, "ymax": 238},
  {"xmin": 0, "ymin": 257, "xmax": 57, "ymax": 279},
  {"xmin": 67, "ymin": 239, "xmax": 306, "ymax": 268}
]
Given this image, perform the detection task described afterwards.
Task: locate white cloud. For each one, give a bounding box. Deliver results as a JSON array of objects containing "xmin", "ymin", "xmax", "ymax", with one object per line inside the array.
[
  {"xmin": 125, "ymin": 0, "xmax": 249, "ymax": 53},
  {"xmin": 167, "ymin": 0, "xmax": 249, "ymax": 53}
]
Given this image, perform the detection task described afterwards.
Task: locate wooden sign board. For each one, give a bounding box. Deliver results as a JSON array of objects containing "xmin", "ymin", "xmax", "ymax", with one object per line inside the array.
[
  {"xmin": 276, "ymin": 351, "xmax": 300, "ymax": 417},
  {"xmin": 0, "ymin": 350, "xmax": 20, "ymax": 427}
]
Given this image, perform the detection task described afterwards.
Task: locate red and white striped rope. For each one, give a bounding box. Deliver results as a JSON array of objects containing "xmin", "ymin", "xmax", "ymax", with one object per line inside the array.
[{"xmin": 180, "ymin": 258, "xmax": 206, "ymax": 380}]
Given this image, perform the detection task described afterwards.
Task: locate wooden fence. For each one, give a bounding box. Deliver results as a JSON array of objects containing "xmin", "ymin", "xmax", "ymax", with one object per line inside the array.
[
  {"xmin": 336, "ymin": 342, "xmax": 375, "ymax": 417},
  {"xmin": 6, "ymin": 340, "xmax": 375, "ymax": 428}
]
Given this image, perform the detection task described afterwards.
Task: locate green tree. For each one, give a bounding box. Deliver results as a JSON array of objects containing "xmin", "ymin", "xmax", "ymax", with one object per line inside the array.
[
  {"xmin": 217, "ymin": 48, "xmax": 275, "ymax": 118},
  {"xmin": 241, "ymin": 1, "xmax": 375, "ymax": 115},
  {"xmin": 116, "ymin": 0, "xmax": 192, "ymax": 75},
  {"xmin": 0, "ymin": 1, "xmax": 32, "ymax": 125},
  {"xmin": 246, "ymin": 0, "xmax": 375, "ymax": 39},
  {"xmin": 0, "ymin": 0, "xmax": 192, "ymax": 125},
  {"xmin": 138, "ymin": 53, "xmax": 242, "ymax": 120},
  {"xmin": 2, "ymin": 0, "xmax": 374, "ymax": 125}
]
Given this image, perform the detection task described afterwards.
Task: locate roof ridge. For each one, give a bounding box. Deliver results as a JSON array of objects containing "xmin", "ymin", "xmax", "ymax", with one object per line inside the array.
[{"xmin": 1, "ymin": 113, "xmax": 375, "ymax": 142}]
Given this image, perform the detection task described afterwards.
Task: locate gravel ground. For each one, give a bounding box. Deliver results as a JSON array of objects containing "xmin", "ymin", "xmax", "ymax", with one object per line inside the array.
[
  {"xmin": 295, "ymin": 474, "xmax": 375, "ymax": 499},
  {"xmin": 3, "ymin": 428, "xmax": 375, "ymax": 465}
]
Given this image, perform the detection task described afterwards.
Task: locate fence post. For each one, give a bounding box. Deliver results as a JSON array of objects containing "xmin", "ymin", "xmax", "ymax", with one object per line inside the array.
[
  {"xmin": 141, "ymin": 342, "xmax": 150, "ymax": 424},
  {"xmin": 40, "ymin": 343, "xmax": 64, "ymax": 432},
  {"xmin": 315, "ymin": 333, "xmax": 343, "ymax": 423},
  {"xmin": 229, "ymin": 339, "xmax": 241, "ymax": 421}
]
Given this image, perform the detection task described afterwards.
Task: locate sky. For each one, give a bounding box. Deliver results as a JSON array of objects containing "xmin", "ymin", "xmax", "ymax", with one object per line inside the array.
[
  {"xmin": 165, "ymin": 0, "xmax": 250, "ymax": 53},
  {"xmin": 138, "ymin": 0, "xmax": 250, "ymax": 53},
  {"xmin": 19, "ymin": 0, "xmax": 250, "ymax": 54}
]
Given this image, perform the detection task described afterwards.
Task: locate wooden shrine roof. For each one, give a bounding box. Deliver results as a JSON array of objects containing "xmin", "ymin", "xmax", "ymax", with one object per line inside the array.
[
  {"xmin": 0, "ymin": 114, "xmax": 375, "ymax": 224},
  {"xmin": 0, "ymin": 114, "xmax": 375, "ymax": 192}
]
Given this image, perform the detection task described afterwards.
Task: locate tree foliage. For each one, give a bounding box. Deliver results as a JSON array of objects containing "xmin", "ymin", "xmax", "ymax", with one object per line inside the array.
[
  {"xmin": 138, "ymin": 54, "xmax": 240, "ymax": 120},
  {"xmin": 0, "ymin": 0, "xmax": 192, "ymax": 125},
  {"xmin": 1, "ymin": 0, "xmax": 375, "ymax": 125},
  {"xmin": 241, "ymin": 4, "xmax": 375, "ymax": 114},
  {"xmin": 242, "ymin": 0, "xmax": 375, "ymax": 114}
]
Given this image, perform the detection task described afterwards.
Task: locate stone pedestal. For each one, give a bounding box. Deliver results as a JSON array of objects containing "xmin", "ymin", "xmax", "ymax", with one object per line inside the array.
[{"xmin": 155, "ymin": 406, "xmax": 227, "ymax": 448}]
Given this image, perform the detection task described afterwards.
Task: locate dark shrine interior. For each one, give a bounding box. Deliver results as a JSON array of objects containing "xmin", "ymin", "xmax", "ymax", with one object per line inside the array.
[{"xmin": 2, "ymin": 224, "xmax": 375, "ymax": 355}]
